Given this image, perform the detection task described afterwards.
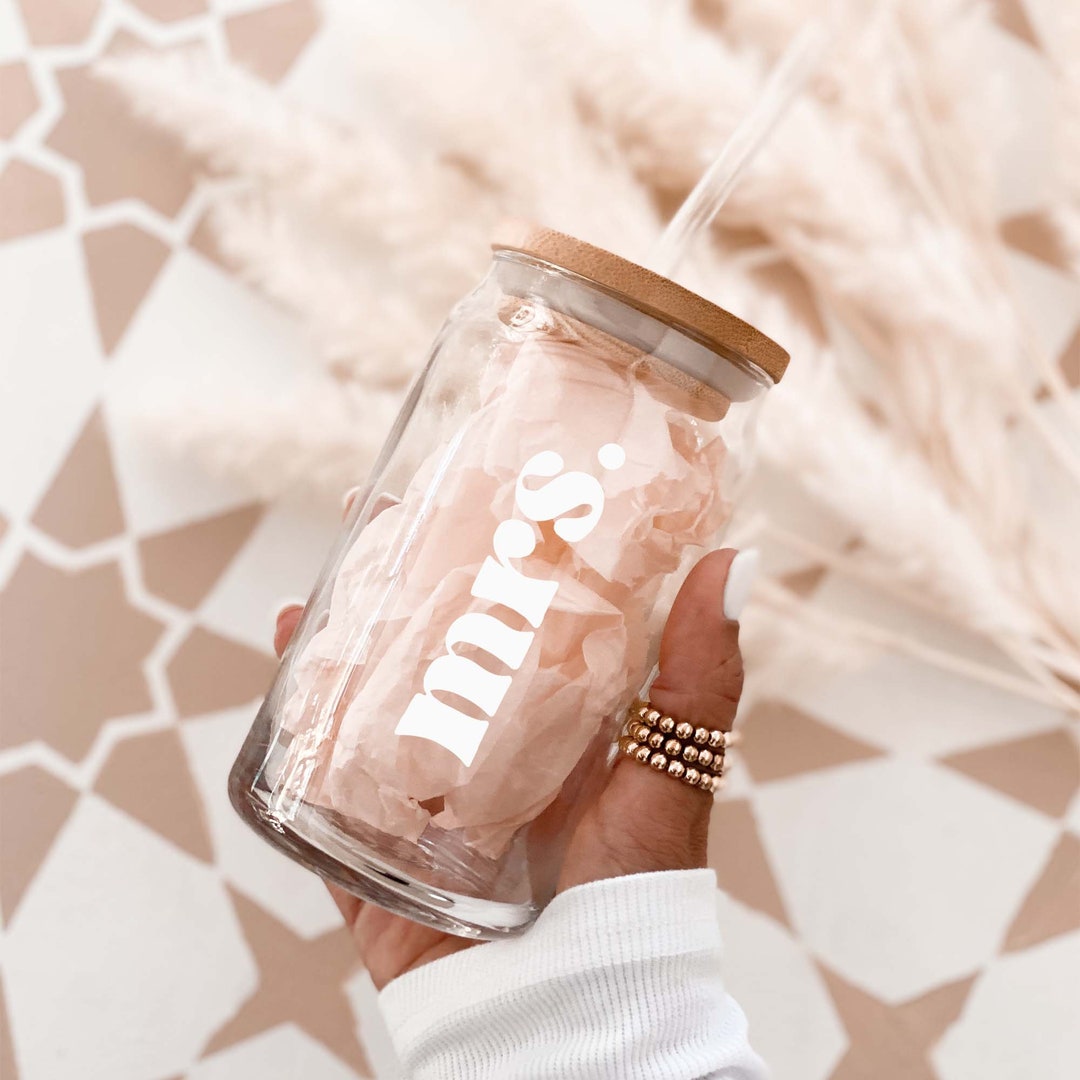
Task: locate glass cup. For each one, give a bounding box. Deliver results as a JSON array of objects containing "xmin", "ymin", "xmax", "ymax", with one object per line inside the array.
[{"xmin": 229, "ymin": 222, "xmax": 789, "ymax": 939}]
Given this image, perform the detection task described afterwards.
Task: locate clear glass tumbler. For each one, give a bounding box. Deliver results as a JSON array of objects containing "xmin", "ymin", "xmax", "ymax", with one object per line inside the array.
[{"xmin": 229, "ymin": 222, "xmax": 788, "ymax": 939}]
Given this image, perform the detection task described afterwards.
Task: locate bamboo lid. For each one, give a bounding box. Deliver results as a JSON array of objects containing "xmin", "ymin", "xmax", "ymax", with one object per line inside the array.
[{"xmin": 491, "ymin": 220, "xmax": 790, "ymax": 383}]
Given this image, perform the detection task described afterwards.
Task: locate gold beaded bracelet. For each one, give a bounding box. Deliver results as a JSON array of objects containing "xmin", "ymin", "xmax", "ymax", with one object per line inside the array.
[{"xmin": 617, "ymin": 698, "xmax": 739, "ymax": 796}]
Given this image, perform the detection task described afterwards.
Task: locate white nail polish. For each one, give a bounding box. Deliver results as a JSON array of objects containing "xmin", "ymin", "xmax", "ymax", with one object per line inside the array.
[{"xmin": 722, "ymin": 549, "xmax": 759, "ymax": 621}]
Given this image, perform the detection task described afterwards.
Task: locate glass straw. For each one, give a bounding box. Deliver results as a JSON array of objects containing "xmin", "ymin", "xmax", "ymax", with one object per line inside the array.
[
  {"xmin": 645, "ymin": 21, "xmax": 833, "ymax": 279},
  {"xmin": 636, "ymin": 21, "xmax": 832, "ymax": 708}
]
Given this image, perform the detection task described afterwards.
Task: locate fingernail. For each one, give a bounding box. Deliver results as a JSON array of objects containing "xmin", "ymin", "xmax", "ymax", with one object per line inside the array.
[
  {"xmin": 272, "ymin": 599, "xmax": 305, "ymax": 625},
  {"xmin": 722, "ymin": 549, "xmax": 759, "ymax": 621}
]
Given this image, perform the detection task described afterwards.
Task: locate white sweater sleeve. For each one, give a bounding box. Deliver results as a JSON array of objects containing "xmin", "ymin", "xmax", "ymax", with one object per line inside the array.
[{"xmin": 377, "ymin": 868, "xmax": 768, "ymax": 1079}]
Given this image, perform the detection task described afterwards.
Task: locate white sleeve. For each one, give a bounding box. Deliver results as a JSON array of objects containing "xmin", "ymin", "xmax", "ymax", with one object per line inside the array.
[{"xmin": 377, "ymin": 868, "xmax": 768, "ymax": 1079}]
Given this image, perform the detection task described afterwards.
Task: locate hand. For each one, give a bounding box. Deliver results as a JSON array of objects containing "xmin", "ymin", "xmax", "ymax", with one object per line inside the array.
[{"xmin": 274, "ymin": 496, "xmax": 751, "ymax": 990}]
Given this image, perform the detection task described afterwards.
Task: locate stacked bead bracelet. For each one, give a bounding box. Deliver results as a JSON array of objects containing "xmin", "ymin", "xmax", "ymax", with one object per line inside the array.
[{"xmin": 617, "ymin": 698, "xmax": 738, "ymax": 795}]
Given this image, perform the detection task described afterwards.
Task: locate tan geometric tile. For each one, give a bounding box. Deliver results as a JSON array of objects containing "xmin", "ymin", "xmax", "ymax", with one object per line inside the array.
[
  {"xmin": 225, "ymin": 0, "xmax": 319, "ymax": 84},
  {"xmin": 180, "ymin": 705, "xmax": 343, "ymax": 938},
  {"xmin": 740, "ymin": 700, "xmax": 883, "ymax": 784},
  {"xmin": 1001, "ymin": 211, "xmax": 1073, "ymax": 272},
  {"xmin": 0, "ymin": 766, "xmax": 78, "ymax": 923},
  {"xmin": 934, "ymin": 932, "xmax": 1080, "ymax": 1079},
  {"xmin": 821, "ymin": 964, "xmax": 975, "ymax": 1080},
  {"xmin": 167, "ymin": 626, "xmax": 277, "ymax": 718},
  {"xmin": 202, "ymin": 885, "xmax": 369, "ymax": 1076},
  {"xmin": 940, "ymin": 729, "xmax": 1080, "ymax": 819},
  {"xmin": 2, "ymin": 794, "xmax": 255, "ymax": 1078},
  {"xmin": 795, "ymin": 649, "xmax": 1068, "ymax": 760},
  {"xmin": 14, "ymin": 0, "xmax": 99, "ymax": 47},
  {"xmin": 708, "ymin": 797, "xmax": 792, "ymax": 929},
  {"xmin": 1060, "ymin": 323, "xmax": 1080, "ymax": 389},
  {"xmin": 1002, "ymin": 831, "xmax": 1080, "ymax": 953},
  {"xmin": 991, "ymin": 0, "xmax": 1042, "ymax": 49},
  {"xmin": 0, "ymin": 553, "xmax": 164, "ymax": 760},
  {"xmin": 46, "ymin": 31, "xmax": 198, "ymax": 216},
  {"xmin": 714, "ymin": 892, "xmax": 848, "ymax": 1078},
  {"xmin": 31, "ymin": 407, "xmax": 125, "ymax": 548},
  {"xmin": 138, "ymin": 503, "xmax": 264, "ymax": 610},
  {"xmin": 0, "ymin": 158, "xmax": 65, "ymax": 242},
  {"xmin": 129, "ymin": 0, "xmax": 206, "ymax": 21},
  {"xmin": 196, "ymin": 499, "xmax": 339, "ymax": 652},
  {"xmin": 82, "ymin": 223, "xmax": 171, "ymax": 354},
  {"xmin": 0, "ymin": 61, "xmax": 38, "ymax": 138},
  {"xmin": 0, "ymin": 973, "xmax": 16, "ymax": 1080},
  {"xmin": 94, "ymin": 727, "xmax": 214, "ymax": 863},
  {"xmin": 188, "ymin": 209, "xmax": 237, "ymax": 273},
  {"xmin": 754, "ymin": 758, "xmax": 1058, "ymax": 1001},
  {"xmin": 344, "ymin": 968, "xmax": 399, "ymax": 1080},
  {"xmin": 192, "ymin": 1027, "xmax": 366, "ymax": 1080}
]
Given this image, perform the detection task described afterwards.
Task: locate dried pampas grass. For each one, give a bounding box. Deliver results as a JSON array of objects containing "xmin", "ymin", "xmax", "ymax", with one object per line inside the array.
[{"xmin": 102, "ymin": 0, "xmax": 1080, "ymax": 717}]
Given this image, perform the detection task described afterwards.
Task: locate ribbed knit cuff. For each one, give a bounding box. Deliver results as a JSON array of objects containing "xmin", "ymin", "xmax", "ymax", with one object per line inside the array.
[
  {"xmin": 377, "ymin": 868, "xmax": 766, "ymax": 1079},
  {"xmin": 379, "ymin": 868, "xmax": 721, "ymax": 1044}
]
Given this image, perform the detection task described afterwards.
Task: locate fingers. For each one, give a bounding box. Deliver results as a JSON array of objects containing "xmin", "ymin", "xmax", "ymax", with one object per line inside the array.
[
  {"xmin": 325, "ymin": 882, "xmax": 364, "ymax": 925},
  {"xmin": 273, "ymin": 604, "xmax": 304, "ymax": 658},
  {"xmin": 648, "ymin": 547, "xmax": 755, "ymax": 732},
  {"xmin": 600, "ymin": 548, "xmax": 755, "ymax": 873}
]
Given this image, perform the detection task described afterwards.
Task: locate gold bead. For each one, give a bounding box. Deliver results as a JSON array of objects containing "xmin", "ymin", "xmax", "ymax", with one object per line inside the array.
[
  {"xmin": 708, "ymin": 729, "xmax": 725, "ymax": 748},
  {"xmin": 634, "ymin": 745, "xmax": 652, "ymax": 763},
  {"xmin": 622, "ymin": 740, "xmax": 640, "ymax": 757},
  {"xmin": 682, "ymin": 744, "xmax": 699, "ymax": 763},
  {"xmin": 633, "ymin": 700, "xmax": 649, "ymax": 719},
  {"xmin": 617, "ymin": 736, "xmax": 635, "ymax": 755},
  {"xmin": 633, "ymin": 722, "xmax": 651, "ymax": 743},
  {"xmin": 667, "ymin": 760, "xmax": 685, "ymax": 778},
  {"xmin": 684, "ymin": 767, "xmax": 701, "ymax": 786},
  {"xmin": 697, "ymin": 748, "xmax": 714, "ymax": 769},
  {"xmin": 645, "ymin": 708, "xmax": 662, "ymax": 727},
  {"xmin": 693, "ymin": 727, "xmax": 710, "ymax": 745},
  {"xmin": 647, "ymin": 731, "xmax": 665, "ymax": 749},
  {"xmin": 664, "ymin": 738, "xmax": 683, "ymax": 757},
  {"xmin": 701, "ymin": 774, "xmax": 717, "ymax": 794},
  {"xmin": 658, "ymin": 716, "xmax": 675, "ymax": 734},
  {"xmin": 675, "ymin": 721, "xmax": 694, "ymax": 740},
  {"xmin": 649, "ymin": 752, "xmax": 668, "ymax": 770}
]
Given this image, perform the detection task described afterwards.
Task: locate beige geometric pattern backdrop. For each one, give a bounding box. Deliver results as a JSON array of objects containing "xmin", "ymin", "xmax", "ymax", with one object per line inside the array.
[{"xmin": 1, "ymin": 1, "xmax": 1078, "ymax": 1078}]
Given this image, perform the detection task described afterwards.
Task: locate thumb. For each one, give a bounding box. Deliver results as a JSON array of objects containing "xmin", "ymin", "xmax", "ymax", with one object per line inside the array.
[
  {"xmin": 560, "ymin": 549, "xmax": 756, "ymax": 887},
  {"xmin": 649, "ymin": 546, "xmax": 754, "ymax": 731}
]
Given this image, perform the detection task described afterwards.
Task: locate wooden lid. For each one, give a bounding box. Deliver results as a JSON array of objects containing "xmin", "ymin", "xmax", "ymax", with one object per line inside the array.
[{"xmin": 491, "ymin": 220, "xmax": 789, "ymax": 383}]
